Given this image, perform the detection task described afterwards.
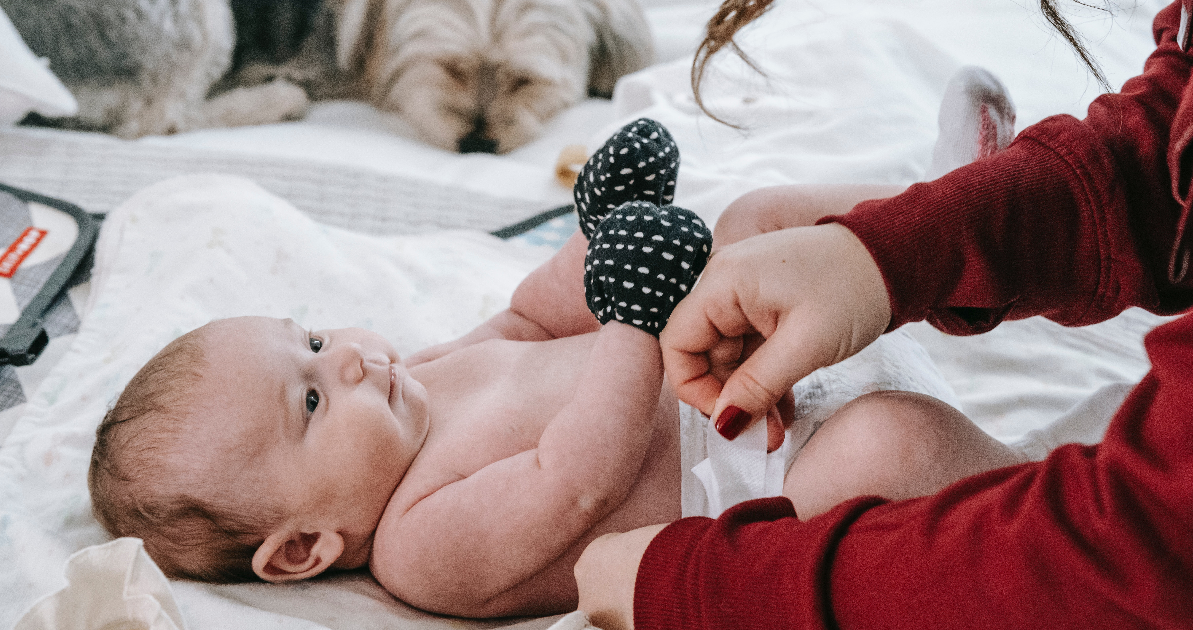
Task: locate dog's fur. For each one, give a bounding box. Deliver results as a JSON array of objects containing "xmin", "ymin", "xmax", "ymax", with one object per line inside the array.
[
  {"xmin": 2, "ymin": 0, "xmax": 652, "ymax": 152},
  {"xmin": 0, "ymin": 0, "xmax": 332, "ymax": 138},
  {"xmin": 334, "ymin": 0, "xmax": 653, "ymax": 153}
]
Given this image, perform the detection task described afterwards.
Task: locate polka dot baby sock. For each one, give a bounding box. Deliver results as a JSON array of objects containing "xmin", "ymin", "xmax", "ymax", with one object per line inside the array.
[
  {"xmin": 573, "ymin": 118, "xmax": 678, "ymax": 239},
  {"xmin": 575, "ymin": 118, "xmax": 710, "ymax": 336},
  {"xmin": 584, "ymin": 202, "xmax": 711, "ymax": 336}
]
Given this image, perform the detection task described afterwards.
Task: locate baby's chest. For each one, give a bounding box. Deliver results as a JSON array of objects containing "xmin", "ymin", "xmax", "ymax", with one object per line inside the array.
[
  {"xmin": 430, "ymin": 392, "xmax": 567, "ymax": 474},
  {"xmin": 392, "ymin": 386, "xmax": 573, "ymax": 505}
]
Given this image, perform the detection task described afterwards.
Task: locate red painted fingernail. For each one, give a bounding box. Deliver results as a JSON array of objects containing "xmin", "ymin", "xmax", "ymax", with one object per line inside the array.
[{"xmin": 714, "ymin": 406, "xmax": 750, "ymax": 440}]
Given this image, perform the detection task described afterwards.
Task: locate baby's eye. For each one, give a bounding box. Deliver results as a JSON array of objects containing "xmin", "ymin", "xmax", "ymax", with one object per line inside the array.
[
  {"xmin": 309, "ymin": 337, "xmax": 322, "ymax": 353},
  {"xmin": 306, "ymin": 389, "xmax": 320, "ymax": 413}
]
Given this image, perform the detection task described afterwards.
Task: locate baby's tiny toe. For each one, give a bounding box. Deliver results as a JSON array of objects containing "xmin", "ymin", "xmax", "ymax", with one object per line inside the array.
[{"xmin": 574, "ymin": 118, "xmax": 679, "ymax": 239}]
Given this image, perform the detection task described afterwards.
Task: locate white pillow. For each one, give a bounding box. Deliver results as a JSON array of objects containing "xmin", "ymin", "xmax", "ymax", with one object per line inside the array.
[{"xmin": 0, "ymin": 5, "xmax": 77, "ymax": 125}]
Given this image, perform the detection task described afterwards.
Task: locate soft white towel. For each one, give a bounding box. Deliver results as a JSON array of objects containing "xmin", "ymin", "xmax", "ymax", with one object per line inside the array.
[{"xmin": 15, "ymin": 538, "xmax": 187, "ymax": 630}]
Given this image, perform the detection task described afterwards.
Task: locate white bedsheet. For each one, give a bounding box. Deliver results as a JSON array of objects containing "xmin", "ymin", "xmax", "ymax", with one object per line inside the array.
[{"xmin": 0, "ymin": 0, "xmax": 1179, "ymax": 627}]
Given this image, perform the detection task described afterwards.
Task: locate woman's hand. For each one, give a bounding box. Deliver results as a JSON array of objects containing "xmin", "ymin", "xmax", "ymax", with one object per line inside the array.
[
  {"xmin": 661, "ymin": 222, "xmax": 891, "ymax": 439},
  {"xmin": 575, "ymin": 524, "xmax": 668, "ymax": 630}
]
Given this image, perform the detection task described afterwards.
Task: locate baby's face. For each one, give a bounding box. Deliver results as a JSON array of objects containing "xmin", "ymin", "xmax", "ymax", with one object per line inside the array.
[{"xmin": 189, "ymin": 316, "xmax": 429, "ymax": 542}]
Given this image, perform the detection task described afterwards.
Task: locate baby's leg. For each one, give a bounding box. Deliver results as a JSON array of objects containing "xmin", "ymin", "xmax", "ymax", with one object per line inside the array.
[{"xmin": 782, "ymin": 391, "xmax": 1024, "ymax": 519}]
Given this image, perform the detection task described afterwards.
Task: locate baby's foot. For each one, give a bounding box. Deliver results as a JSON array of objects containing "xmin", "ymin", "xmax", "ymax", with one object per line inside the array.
[
  {"xmin": 926, "ymin": 66, "xmax": 1016, "ymax": 180},
  {"xmin": 574, "ymin": 118, "xmax": 679, "ymax": 239},
  {"xmin": 584, "ymin": 201, "xmax": 712, "ymax": 336}
]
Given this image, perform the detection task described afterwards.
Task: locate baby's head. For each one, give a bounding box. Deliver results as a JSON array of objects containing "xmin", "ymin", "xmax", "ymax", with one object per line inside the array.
[{"xmin": 89, "ymin": 316, "xmax": 430, "ymax": 583}]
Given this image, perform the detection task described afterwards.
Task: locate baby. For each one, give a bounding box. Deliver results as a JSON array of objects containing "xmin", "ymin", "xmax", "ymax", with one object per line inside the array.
[{"xmin": 88, "ymin": 119, "xmax": 1020, "ymax": 618}]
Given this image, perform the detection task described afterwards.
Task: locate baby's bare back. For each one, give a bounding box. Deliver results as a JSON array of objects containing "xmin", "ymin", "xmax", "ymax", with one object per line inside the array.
[{"xmin": 370, "ymin": 331, "xmax": 681, "ymax": 617}]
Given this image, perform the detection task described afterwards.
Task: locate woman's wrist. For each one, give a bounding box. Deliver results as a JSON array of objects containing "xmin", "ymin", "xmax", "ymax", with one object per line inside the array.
[{"xmin": 575, "ymin": 523, "xmax": 669, "ymax": 630}]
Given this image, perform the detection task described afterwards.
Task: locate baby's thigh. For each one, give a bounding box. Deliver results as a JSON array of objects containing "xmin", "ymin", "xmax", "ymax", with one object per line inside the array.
[{"xmin": 782, "ymin": 391, "xmax": 1024, "ymax": 519}]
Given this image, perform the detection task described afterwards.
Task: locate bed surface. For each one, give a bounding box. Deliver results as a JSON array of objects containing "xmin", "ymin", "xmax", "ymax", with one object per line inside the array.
[{"xmin": 0, "ymin": 0, "xmax": 1176, "ymax": 628}]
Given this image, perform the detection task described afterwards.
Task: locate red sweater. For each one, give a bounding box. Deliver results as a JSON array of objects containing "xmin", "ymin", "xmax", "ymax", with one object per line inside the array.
[{"xmin": 633, "ymin": 2, "xmax": 1193, "ymax": 628}]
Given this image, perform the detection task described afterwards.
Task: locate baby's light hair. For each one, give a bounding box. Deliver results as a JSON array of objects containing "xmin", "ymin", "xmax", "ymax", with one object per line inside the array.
[{"xmin": 88, "ymin": 329, "xmax": 280, "ymax": 583}]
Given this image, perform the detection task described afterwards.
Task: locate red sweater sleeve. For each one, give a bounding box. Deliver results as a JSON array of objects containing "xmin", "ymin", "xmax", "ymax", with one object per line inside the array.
[
  {"xmin": 828, "ymin": 1, "xmax": 1193, "ymax": 333},
  {"xmin": 634, "ymin": 315, "xmax": 1193, "ymax": 629}
]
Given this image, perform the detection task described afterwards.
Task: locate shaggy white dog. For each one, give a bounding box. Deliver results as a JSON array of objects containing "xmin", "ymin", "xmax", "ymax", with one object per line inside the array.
[
  {"xmin": 0, "ymin": 0, "xmax": 319, "ymax": 138},
  {"xmin": 334, "ymin": 0, "xmax": 654, "ymax": 153},
  {"xmin": 3, "ymin": 0, "xmax": 651, "ymax": 151}
]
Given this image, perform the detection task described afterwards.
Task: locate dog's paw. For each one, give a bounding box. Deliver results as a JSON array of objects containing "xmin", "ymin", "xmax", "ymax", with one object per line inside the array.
[
  {"xmin": 574, "ymin": 118, "xmax": 678, "ymax": 239},
  {"xmin": 257, "ymin": 79, "xmax": 311, "ymax": 121},
  {"xmin": 204, "ymin": 79, "xmax": 310, "ymax": 128},
  {"xmin": 584, "ymin": 200, "xmax": 711, "ymax": 337}
]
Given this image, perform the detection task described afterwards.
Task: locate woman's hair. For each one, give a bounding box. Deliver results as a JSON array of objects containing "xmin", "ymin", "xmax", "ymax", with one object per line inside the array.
[
  {"xmin": 88, "ymin": 331, "xmax": 279, "ymax": 583},
  {"xmin": 692, "ymin": 0, "xmax": 1112, "ymax": 126}
]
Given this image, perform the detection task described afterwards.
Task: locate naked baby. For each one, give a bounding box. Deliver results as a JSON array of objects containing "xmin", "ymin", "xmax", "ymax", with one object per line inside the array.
[{"xmin": 88, "ymin": 119, "xmax": 1020, "ymax": 618}]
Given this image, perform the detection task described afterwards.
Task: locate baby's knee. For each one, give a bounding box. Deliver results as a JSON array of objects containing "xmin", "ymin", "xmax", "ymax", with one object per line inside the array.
[
  {"xmin": 833, "ymin": 390, "xmax": 965, "ymax": 445},
  {"xmin": 789, "ymin": 391, "xmax": 1021, "ymax": 508},
  {"xmin": 827, "ymin": 391, "xmax": 1000, "ymax": 467}
]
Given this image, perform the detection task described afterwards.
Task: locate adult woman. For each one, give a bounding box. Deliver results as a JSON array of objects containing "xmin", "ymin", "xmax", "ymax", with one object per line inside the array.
[{"xmin": 574, "ymin": 0, "xmax": 1193, "ymax": 628}]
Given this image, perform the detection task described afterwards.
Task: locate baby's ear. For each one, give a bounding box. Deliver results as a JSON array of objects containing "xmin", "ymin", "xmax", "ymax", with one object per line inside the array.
[{"xmin": 252, "ymin": 529, "xmax": 344, "ymax": 583}]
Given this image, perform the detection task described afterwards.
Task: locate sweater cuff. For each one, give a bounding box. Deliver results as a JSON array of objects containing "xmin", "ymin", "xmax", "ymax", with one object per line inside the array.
[
  {"xmin": 633, "ymin": 496, "xmax": 885, "ymax": 630},
  {"xmin": 820, "ymin": 116, "xmax": 1138, "ymax": 333}
]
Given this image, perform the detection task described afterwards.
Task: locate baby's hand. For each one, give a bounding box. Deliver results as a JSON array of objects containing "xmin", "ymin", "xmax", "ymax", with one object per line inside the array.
[
  {"xmin": 573, "ymin": 118, "xmax": 678, "ymax": 239},
  {"xmin": 584, "ymin": 201, "xmax": 712, "ymax": 337}
]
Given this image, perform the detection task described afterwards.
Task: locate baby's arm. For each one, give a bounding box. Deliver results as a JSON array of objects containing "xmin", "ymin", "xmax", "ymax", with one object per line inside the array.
[
  {"xmin": 376, "ymin": 163, "xmax": 712, "ymax": 616},
  {"xmin": 410, "ymin": 118, "xmax": 683, "ymax": 365},
  {"xmin": 372, "ymin": 321, "xmax": 666, "ymax": 617}
]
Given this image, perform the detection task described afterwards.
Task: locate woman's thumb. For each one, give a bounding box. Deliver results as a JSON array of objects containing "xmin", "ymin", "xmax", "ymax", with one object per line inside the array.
[{"xmin": 710, "ymin": 328, "xmax": 819, "ymax": 440}]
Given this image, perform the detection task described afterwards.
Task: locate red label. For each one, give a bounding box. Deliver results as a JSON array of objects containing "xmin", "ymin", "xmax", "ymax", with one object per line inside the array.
[{"xmin": 0, "ymin": 227, "xmax": 48, "ymax": 278}]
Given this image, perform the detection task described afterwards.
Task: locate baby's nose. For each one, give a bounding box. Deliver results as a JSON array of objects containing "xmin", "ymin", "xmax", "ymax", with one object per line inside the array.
[
  {"xmin": 358, "ymin": 350, "xmax": 394, "ymax": 383},
  {"xmin": 329, "ymin": 343, "xmax": 373, "ymax": 382}
]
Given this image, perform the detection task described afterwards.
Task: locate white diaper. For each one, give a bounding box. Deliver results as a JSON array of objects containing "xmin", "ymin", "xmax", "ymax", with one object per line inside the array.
[{"xmin": 679, "ymin": 329, "xmax": 960, "ymax": 518}]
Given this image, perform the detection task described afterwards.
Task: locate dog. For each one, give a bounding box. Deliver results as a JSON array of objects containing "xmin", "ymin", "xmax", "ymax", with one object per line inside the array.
[
  {"xmin": 333, "ymin": 0, "xmax": 654, "ymax": 153},
  {"xmin": 1, "ymin": 0, "xmax": 335, "ymax": 138},
  {"xmin": 4, "ymin": 0, "xmax": 652, "ymax": 152}
]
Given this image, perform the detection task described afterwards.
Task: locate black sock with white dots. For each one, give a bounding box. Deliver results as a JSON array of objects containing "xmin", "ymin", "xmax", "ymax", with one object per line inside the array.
[
  {"xmin": 574, "ymin": 118, "xmax": 678, "ymax": 239},
  {"xmin": 575, "ymin": 119, "xmax": 712, "ymax": 337}
]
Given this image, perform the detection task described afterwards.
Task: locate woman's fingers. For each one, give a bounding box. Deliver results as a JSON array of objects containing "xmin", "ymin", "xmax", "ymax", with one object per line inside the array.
[
  {"xmin": 662, "ymin": 223, "xmax": 891, "ymax": 440},
  {"xmin": 707, "ymin": 316, "xmax": 830, "ymax": 438},
  {"xmin": 706, "ymin": 335, "xmax": 744, "ymax": 384}
]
